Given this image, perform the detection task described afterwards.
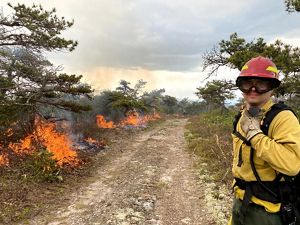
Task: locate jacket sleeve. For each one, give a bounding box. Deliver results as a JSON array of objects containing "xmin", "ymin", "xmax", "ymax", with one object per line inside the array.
[{"xmin": 250, "ymin": 110, "xmax": 300, "ymax": 176}]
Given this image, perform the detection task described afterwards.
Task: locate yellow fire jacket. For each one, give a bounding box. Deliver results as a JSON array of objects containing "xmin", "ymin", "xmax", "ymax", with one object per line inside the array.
[{"xmin": 232, "ymin": 99, "xmax": 300, "ymax": 213}]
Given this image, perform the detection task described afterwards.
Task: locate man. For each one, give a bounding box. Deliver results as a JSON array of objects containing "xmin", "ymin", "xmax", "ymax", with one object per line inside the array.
[{"xmin": 228, "ymin": 56, "xmax": 300, "ymax": 225}]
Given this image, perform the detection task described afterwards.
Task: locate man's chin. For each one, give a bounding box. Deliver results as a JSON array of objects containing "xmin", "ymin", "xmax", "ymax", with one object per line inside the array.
[{"xmin": 247, "ymin": 100, "xmax": 260, "ymax": 106}]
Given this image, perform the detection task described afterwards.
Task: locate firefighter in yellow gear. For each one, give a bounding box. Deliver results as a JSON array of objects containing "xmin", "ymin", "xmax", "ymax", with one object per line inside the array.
[{"xmin": 228, "ymin": 56, "xmax": 300, "ymax": 225}]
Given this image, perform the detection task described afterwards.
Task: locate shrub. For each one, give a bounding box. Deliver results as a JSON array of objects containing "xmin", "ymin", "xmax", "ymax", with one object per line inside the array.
[
  {"xmin": 21, "ymin": 149, "xmax": 63, "ymax": 182},
  {"xmin": 185, "ymin": 109, "xmax": 234, "ymax": 187}
]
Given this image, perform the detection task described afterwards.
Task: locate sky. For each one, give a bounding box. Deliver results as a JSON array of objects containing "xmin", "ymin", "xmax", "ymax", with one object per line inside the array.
[{"xmin": 2, "ymin": 0, "xmax": 300, "ymax": 100}]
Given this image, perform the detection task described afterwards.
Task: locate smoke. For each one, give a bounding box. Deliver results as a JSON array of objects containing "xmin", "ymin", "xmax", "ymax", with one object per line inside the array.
[
  {"xmin": 79, "ymin": 67, "xmax": 157, "ymax": 93},
  {"xmin": 79, "ymin": 67, "xmax": 207, "ymax": 100}
]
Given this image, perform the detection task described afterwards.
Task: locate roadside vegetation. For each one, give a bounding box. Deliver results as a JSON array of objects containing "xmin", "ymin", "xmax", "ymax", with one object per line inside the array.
[
  {"xmin": 184, "ymin": 108, "xmax": 237, "ymax": 224},
  {"xmin": 185, "ymin": 109, "xmax": 235, "ymax": 187}
]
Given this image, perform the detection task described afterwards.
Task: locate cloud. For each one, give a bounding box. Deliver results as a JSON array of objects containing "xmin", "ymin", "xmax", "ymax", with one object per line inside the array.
[
  {"xmin": 267, "ymin": 29, "xmax": 300, "ymax": 47},
  {"xmin": 5, "ymin": 0, "xmax": 289, "ymax": 72}
]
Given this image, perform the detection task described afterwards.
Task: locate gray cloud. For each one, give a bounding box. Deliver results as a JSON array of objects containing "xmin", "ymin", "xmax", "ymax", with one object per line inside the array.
[{"xmin": 4, "ymin": 0, "xmax": 300, "ymax": 73}]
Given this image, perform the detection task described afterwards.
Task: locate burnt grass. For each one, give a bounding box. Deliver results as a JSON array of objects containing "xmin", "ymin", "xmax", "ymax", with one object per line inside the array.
[{"xmin": 0, "ymin": 119, "xmax": 165, "ymax": 224}]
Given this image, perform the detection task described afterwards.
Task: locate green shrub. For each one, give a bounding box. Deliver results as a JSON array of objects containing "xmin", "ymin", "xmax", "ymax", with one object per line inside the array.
[{"xmin": 21, "ymin": 149, "xmax": 63, "ymax": 182}]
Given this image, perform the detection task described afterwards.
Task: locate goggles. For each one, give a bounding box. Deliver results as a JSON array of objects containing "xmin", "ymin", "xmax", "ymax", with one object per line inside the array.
[{"xmin": 237, "ymin": 79, "xmax": 273, "ymax": 94}]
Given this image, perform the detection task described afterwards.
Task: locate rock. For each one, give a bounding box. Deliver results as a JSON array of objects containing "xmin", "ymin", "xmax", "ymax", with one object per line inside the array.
[
  {"xmin": 218, "ymin": 193, "xmax": 225, "ymax": 199},
  {"xmin": 143, "ymin": 202, "xmax": 154, "ymax": 211}
]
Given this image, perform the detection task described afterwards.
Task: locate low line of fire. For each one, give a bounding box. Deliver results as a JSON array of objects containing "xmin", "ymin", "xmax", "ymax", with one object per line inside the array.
[{"xmin": 0, "ymin": 112, "xmax": 161, "ymax": 167}]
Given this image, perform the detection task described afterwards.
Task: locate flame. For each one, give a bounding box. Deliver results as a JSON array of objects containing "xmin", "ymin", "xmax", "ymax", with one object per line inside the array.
[
  {"xmin": 0, "ymin": 153, "xmax": 9, "ymax": 166},
  {"xmin": 84, "ymin": 137, "xmax": 106, "ymax": 148},
  {"xmin": 120, "ymin": 111, "xmax": 141, "ymax": 126},
  {"xmin": 9, "ymin": 134, "xmax": 35, "ymax": 155},
  {"xmin": 8, "ymin": 117, "xmax": 79, "ymax": 167},
  {"xmin": 85, "ymin": 137, "xmax": 98, "ymax": 145},
  {"xmin": 96, "ymin": 115, "xmax": 116, "ymax": 129},
  {"xmin": 96, "ymin": 112, "xmax": 161, "ymax": 128},
  {"xmin": 35, "ymin": 118, "xmax": 79, "ymax": 166},
  {"xmin": 120, "ymin": 111, "xmax": 161, "ymax": 127}
]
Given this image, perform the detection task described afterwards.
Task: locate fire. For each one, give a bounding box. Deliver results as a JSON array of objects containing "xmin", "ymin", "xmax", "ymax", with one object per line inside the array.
[
  {"xmin": 35, "ymin": 118, "xmax": 79, "ymax": 166},
  {"xmin": 85, "ymin": 137, "xmax": 98, "ymax": 145},
  {"xmin": 120, "ymin": 111, "xmax": 141, "ymax": 126},
  {"xmin": 120, "ymin": 111, "xmax": 161, "ymax": 127},
  {"xmin": 84, "ymin": 137, "xmax": 106, "ymax": 148},
  {"xmin": 8, "ymin": 117, "xmax": 79, "ymax": 167},
  {"xmin": 0, "ymin": 153, "xmax": 9, "ymax": 166},
  {"xmin": 96, "ymin": 115, "xmax": 116, "ymax": 129},
  {"xmin": 96, "ymin": 112, "xmax": 161, "ymax": 128},
  {"xmin": 9, "ymin": 134, "xmax": 35, "ymax": 155}
]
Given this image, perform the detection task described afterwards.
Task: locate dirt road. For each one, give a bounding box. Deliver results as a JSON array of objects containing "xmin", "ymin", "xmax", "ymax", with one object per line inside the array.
[{"xmin": 27, "ymin": 119, "xmax": 216, "ymax": 225}]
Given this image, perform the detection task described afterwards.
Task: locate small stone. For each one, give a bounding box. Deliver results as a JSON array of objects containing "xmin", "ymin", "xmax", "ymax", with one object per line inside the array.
[
  {"xmin": 143, "ymin": 202, "xmax": 154, "ymax": 211},
  {"xmin": 218, "ymin": 193, "xmax": 225, "ymax": 199}
]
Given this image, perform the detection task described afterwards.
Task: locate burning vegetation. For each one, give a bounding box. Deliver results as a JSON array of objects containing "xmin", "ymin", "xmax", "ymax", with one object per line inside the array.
[
  {"xmin": 0, "ymin": 112, "xmax": 161, "ymax": 167},
  {"xmin": 96, "ymin": 115, "xmax": 116, "ymax": 129},
  {"xmin": 1, "ymin": 117, "xmax": 79, "ymax": 167},
  {"xmin": 96, "ymin": 112, "xmax": 161, "ymax": 129},
  {"xmin": 84, "ymin": 137, "xmax": 107, "ymax": 148},
  {"xmin": 0, "ymin": 152, "xmax": 9, "ymax": 166}
]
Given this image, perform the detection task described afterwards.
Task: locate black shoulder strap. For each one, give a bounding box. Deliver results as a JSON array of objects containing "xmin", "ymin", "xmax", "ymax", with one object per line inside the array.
[
  {"xmin": 261, "ymin": 103, "xmax": 296, "ymax": 135},
  {"xmin": 233, "ymin": 111, "xmax": 242, "ymax": 134},
  {"xmin": 232, "ymin": 111, "xmax": 249, "ymax": 144}
]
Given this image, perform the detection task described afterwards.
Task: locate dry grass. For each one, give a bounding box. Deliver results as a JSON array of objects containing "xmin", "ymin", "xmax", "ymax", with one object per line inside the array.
[
  {"xmin": 0, "ymin": 152, "xmax": 95, "ymax": 224},
  {"xmin": 185, "ymin": 109, "xmax": 235, "ymax": 188}
]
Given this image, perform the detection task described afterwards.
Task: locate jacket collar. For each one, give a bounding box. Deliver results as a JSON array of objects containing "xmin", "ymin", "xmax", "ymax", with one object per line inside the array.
[{"xmin": 261, "ymin": 99, "xmax": 274, "ymax": 114}]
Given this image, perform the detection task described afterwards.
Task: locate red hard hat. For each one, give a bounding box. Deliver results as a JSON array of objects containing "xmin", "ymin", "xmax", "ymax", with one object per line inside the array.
[{"xmin": 236, "ymin": 56, "xmax": 281, "ymax": 88}]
